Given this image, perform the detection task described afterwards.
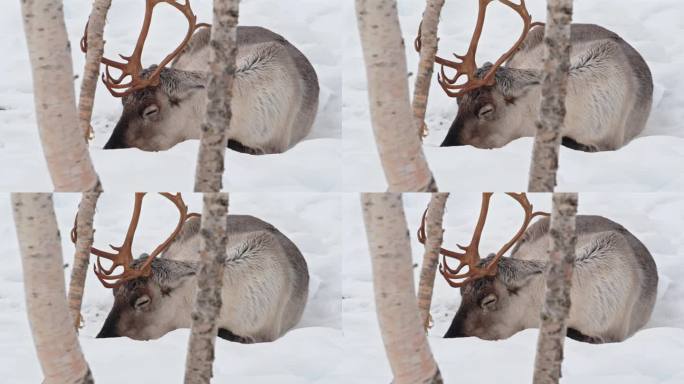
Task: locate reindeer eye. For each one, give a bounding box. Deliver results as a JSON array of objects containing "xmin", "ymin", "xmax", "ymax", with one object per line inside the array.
[
  {"xmin": 142, "ymin": 105, "xmax": 159, "ymax": 118},
  {"xmin": 477, "ymin": 104, "xmax": 494, "ymax": 120},
  {"xmin": 134, "ymin": 295, "xmax": 151, "ymax": 310},
  {"xmin": 480, "ymin": 294, "xmax": 497, "ymax": 310}
]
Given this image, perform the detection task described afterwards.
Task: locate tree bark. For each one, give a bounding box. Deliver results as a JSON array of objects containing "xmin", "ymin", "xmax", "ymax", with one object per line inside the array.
[
  {"xmin": 417, "ymin": 192, "xmax": 449, "ymax": 331},
  {"xmin": 361, "ymin": 193, "xmax": 442, "ymax": 384},
  {"xmin": 184, "ymin": 193, "xmax": 229, "ymax": 384},
  {"xmin": 412, "ymin": 0, "xmax": 445, "ymax": 139},
  {"xmin": 20, "ymin": 0, "xmax": 101, "ymax": 192},
  {"xmin": 78, "ymin": 0, "xmax": 112, "ymax": 141},
  {"xmin": 12, "ymin": 193, "xmax": 94, "ymax": 384},
  {"xmin": 194, "ymin": 0, "xmax": 239, "ymax": 192},
  {"xmin": 527, "ymin": 0, "xmax": 573, "ymax": 192},
  {"xmin": 67, "ymin": 191, "xmax": 102, "ymax": 330},
  {"xmin": 533, "ymin": 193, "xmax": 578, "ymax": 384},
  {"xmin": 356, "ymin": 0, "xmax": 438, "ymax": 192}
]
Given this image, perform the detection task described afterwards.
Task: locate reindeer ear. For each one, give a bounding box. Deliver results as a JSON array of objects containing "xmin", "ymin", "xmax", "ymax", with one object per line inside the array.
[
  {"xmin": 161, "ymin": 267, "xmax": 196, "ymax": 294},
  {"xmin": 497, "ymin": 258, "xmax": 543, "ymax": 291},
  {"xmin": 496, "ymin": 68, "xmax": 541, "ymax": 99}
]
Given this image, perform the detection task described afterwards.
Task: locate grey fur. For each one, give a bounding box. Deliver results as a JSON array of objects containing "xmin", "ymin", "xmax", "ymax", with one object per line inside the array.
[
  {"xmin": 105, "ymin": 26, "xmax": 319, "ymax": 154},
  {"xmin": 98, "ymin": 214, "xmax": 309, "ymax": 343},
  {"xmin": 441, "ymin": 24, "xmax": 653, "ymax": 152},
  {"xmin": 446, "ymin": 215, "xmax": 658, "ymax": 343}
]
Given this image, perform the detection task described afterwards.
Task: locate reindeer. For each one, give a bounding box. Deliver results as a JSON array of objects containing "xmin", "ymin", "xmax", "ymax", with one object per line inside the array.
[
  {"xmin": 75, "ymin": 193, "xmax": 309, "ymax": 343},
  {"xmin": 417, "ymin": 0, "xmax": 653, "ymax": 152},
  {"xmin": 418, "ymin": 193, "xmax": 658, "ymax": 343},
  {"xmin": 83, "ymin": 0, "xmax": 319, "ymax": 154}
]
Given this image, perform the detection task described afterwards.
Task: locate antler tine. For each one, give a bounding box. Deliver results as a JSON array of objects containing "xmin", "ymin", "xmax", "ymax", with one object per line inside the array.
[
  {"xmin": 81, "ymin": 0, "xmax": 209, "ymax": 97},
  {"xmin": 415, "ymin": 0, "xmax": 538, "ymax": 98},
  {"xmin": 428, "ymin": 192, "xmax": 549, "ymax": 288},
  {"xmin": 131, "ymin": 192, "xmax": 198, "ymax": 279},
  {"xmin": 71, "ymin": 192, "xmax": 200, "ymax": 288},
  {"xmin": 417, "ymin": 206, "xmax": 468, "ymax": 260},
  {"xmin": 480, "ymin": 192, "xmax": 549, "ymax": 275},
  {"xmin": 88, "ymin": 193, "xmax": 146, "ymax": 287},
  {"xmin": 432, "ymin": 192, "xmax": 494, "ymax": 287}
]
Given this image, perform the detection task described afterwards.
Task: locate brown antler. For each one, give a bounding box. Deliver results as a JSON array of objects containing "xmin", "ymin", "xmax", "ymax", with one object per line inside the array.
[
  {"xmin": 415, "ymin": 0, "xmax": 542, "ymax": 98},
  {"xmin": 417, "ymin": 192, "xmax": 548, "ymax": 287},
  {"xmin": 72, "ymin": 192, "xmax": 200, "ymax": 288},
  {"xmin": 81, "ymin": 0, "xmax": 210, "ymax": 97}
]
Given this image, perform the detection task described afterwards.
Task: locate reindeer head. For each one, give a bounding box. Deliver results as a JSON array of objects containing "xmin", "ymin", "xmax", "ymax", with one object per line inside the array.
[
  {"xmin": 96, "ymin": 257, "xmax": 197, "ymax": 340},
  {"xmin": 415, "ymin": 0, "xmax": 542, "ymax": 149},
  {"xmin": 417, "ymin": 192, "xmax": 548, "ymax": 340},
  {"xmin": 104, "ymin": 67, "xmax": 207, "ymax": 151},
  {"xmin": 81, "ymin": 0, "xmax": 209, "ymax": 151},
  {"xmin": 72, "ymin": 193, "xmax": 200, "ymax": 339}
]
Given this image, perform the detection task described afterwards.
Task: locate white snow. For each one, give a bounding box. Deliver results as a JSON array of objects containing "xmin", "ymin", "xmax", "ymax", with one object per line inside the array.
[
  {"xmin": 0, "ymin": 0, "xmax": 341, "ymax": 191},
  {"xmin": 341, "ymin": 193, "xmax": 684, "ymax": 383},
  {"xmin": 0, "ymin": 193, "xmax": 342, "ymax": 383},
  {"xmin": 343, "ymin": 0, "xmax": 684, "ymax": 192}
]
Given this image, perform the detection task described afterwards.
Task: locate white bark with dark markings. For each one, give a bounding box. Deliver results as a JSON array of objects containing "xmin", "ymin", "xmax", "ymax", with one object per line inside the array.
[
  {"xmin": 184, "ymin": 193, "xmax": 229, "ymax": 384},
  {"xmin": 78, "ymin": 0, "xmax": 111, "ymax": 141},
  {"xmin": 417, "ymin": 192, "xmax": 449, "ymax": 331},
  {"xmin": 20, "ymin": 0, "xmax": 101, "ymax": 191},
  {"xmin": 67, "ymin": 192, "xmax": 102, "ymax": 330},
  {"xmin": 533, "ymin": 193, "xmax": 578, "ymax": 384},
  {"xmin": 528, "ymin": 0, "xmax": 574, "ymax": 192},
  {"xmin": 361, "ymin": 193, "xmax": 442, "ymax": 384},
  {"xmin": 12, "ymin": 193, "xmax": 93, "ymax": 384},
  {"xmin": 356, "ymin": 0, "xmax": 438, "ymax": 192},
  {"xmin": 413, "ymin": 0, "xmax": 445, "ymax": 139},
  {"xmin": 194, "ymin": 0, "xmax": 239, "ymax": 192}
]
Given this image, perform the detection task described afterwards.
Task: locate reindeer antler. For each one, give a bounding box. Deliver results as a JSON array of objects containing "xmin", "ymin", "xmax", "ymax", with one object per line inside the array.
[
  {"xmin": 81, "ymin": 0, "xmax": 210, "ymax": 97},
  {"xmin": 415, "ymin": 0, "xmax": 542, "ymax": 98},
  {"xmin": 417, "ymin": 192, "xmax": 548, "ymax": 287},
  {"xmin": 71, "ymin": 192, "xmax": 200, "ymax": 288}
]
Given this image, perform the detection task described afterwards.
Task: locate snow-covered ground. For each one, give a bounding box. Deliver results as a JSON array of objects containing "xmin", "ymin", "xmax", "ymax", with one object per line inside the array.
[
  {"xmin": 341, "ymin": 193, "xmax": 684, "ymax": 383},
  {"xmin": 343, "ymin": 0, "xmax": 684, "ymax": 192},
  {"xmin": 2, "ymin": 192, "xmax": 683, "ymax": 382},
  {"xmin": 0, "ymin": 193, "xmax": 343, "ymax": 383},
  {"xmin": 0, "ymin": 0, "xmax": 341, "ymax": 191}
]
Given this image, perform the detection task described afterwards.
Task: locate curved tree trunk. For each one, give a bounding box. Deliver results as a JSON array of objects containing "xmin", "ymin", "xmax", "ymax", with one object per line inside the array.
[
  {"xmin": 361, "ymin": 193, "xmax": 442, "ymax": 384},
  {"xmin": 67, "ymin": 191, "xmax": 102, "ymax": 330},
  {"xmin": 356, "ymin": 0, "xmax": 438, "ymax": 192},
  {"xmin": 78, "ymin": 0, "xmax": 112, "ymax": 141},
  {"xmin": 528, "ymin": 0, "xmax": 574, "ymax": 192},
  {"xmin": 20, "ymin": 0, "xmax": 101, "ymax": 192},
  {"xmin": 417, "ymin": 192, "xmax": 449, "ymax": 331},
  {"xmin": 12, "ymin": 193, "xmax": 93, "ymax": 384},
  {"xmin": 533, "ymin": 193, "xmax": 578, "ymax": 384},
  {"xmin": 412, "ymin": 0, "xmax": 445, "ymax": 139},
  {"xmin": 194, "ymin": 0, "xmax": 240, "ymax": 192},
  {"xmin": 184, "ymin": 193, "xmax": 230, "ymax": 384}
]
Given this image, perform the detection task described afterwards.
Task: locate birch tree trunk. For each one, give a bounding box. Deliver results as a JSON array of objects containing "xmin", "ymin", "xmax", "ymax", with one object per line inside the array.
[
  {"xmin": 78, "ymin": 0, "xmax": 112, "ymax": 141},
  {"xmin": 12, "ymin": 193, "xmax": 94, "ymax": 384},
  {"xmin": 361, "ymin": 193, "xmax": 442, "ymax": 384},
  {"xmin": 356, "ymin": 0, "xmax": 438, "ymax": 192},
  {"xmin": 417, "ymin": 192, "xmax": 449, "ymax": 331},
  {"xmin": 194, "ymin": 0, "xmax": 239, "ymax": 192},
  {"xmin": 21, "ymin": 0, "xmax": 101, "ymax": 192},
  {"xmin": 412, "ymin": 0, "xmax": 445, "ymax": 139},
  {"xmin": 533, "ymin": 193, "xmax": 578, "ymax": 384},
  {"xmin": 527, "ymin": 0, "xmax": 573, "ymax": 192},
  {"xmin": 184, "ymin": 193, "xmax": 229, "ymax": 384},
  {"xmin": 67, "ymin": 191, "xmax": 102, "ymax": 330}
]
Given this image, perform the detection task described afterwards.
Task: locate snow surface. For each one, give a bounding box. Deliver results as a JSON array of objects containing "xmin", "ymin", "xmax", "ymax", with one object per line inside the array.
[
  {"xmin": 341, "ymin": 193, "xmax": 684, "ymax": 383},
  {"xmin": 0, "ymin": 193, "xmax": 342, "ymax": 383},
  {"xmin": 343, "ymin": 0, "xmax": 684, "ymax": 192},
  {"xmin": 1, "ymin": 193, "xmax": 683, "ymax": 382},
  {"xmin": 0, "ymin": 0, "xmax": 341, "ymax": 191}
]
